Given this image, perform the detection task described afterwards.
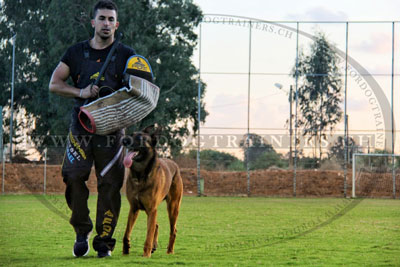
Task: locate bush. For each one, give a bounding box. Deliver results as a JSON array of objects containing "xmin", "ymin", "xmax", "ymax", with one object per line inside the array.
[
  {"xmin": 183, "ymin": 149, "xmax": 244, "ymax": 171},
  {"xmin": 297, "ymin": 157, "xmax": 320, "ymax": 169},
  {"xmin": 226, "ymin": 159, "xmax": 246, "ymax": 171},
  {"xmin": 249, "ymin": 150, "xmax": 288, "ymax": 170}
]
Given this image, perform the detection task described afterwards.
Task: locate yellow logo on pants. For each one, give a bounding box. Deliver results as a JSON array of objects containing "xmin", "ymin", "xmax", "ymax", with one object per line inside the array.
[
  {"xmin": 100, "ymin": 210, "xmax": 114, "ymax": 238},
  {"xmin": 69, "ymin": 132, "xmax": 87, "ymax": 160}
]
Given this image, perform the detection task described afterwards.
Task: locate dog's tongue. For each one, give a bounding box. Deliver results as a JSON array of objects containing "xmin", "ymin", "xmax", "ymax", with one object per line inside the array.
[{"xmin": 123, "ymin": 151, "xmax": 138, "ymax": 168}]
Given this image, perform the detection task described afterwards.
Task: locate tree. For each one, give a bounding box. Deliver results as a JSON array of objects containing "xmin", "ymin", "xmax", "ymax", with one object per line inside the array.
[
  {"xmin": 0, "ymin": 0, "xmax": 207, "ymax": 155},
  {"xmin": 292, "ymin": 31, "xmax": 343, "ymax": 161},
  {"xmin": 250, "ymin": 150, "xmax": 288, "ymax": 170},
  {"xmin": 239, "ymin": 133, "xmax": 273, "ymax": 162},
  {"xmin": 239, "ymin": 133, "xmax": 287, "ymax": 170},
  {"xmin": 328, "ymin": 136, "xmax": 360, "ymax": 164},
  {"xmin": 184, "ymin": 149, "xmax": 244, "ymax": 171}
]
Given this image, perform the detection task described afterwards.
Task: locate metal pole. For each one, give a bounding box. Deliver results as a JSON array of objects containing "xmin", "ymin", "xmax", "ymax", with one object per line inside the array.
[
  {"xmin": 44, "ymin": 148, "xmax": 47, "ymax": 195},
  {"xmin": 246, "ymin": 21, "xmax": 252, "ymax": 196},
  {"xmin": 293, "ymin": 22, "xmax": 299, "ymax": 197},
  {"xmin": 344, "ymin": 22, "xmax": 349, "ymax": 198},
  {"xmin": 344, "ymin": 114, "xmax": 348, "ymax": 197},
  {"xmin": 390, "ymin": 22, "xmax": 396, "ymax": 199},
  {"xmin": 0, "ymin": 106, "xmax": 3, "ymax": 165},
  {"xmin": 352, "ymin": 153, "xmax": 356, "ymax": 198},
  {"xmin": 0, "ymin": 106, "xmax": 3, "ymax": 194},
  {"xmin": 2, "ymin": 153, "xmax": 5, "ymax": 194},
  {"xmin": 197, "ymin": 23, "xmax": 202, "ymax": 197},
  {"xmin": 9, "ymin": 33, "xmax": 16, "ymax": 163},
  {"xmin": 289, "ymin": 85, "xmax": 293, "ymax": 169}
]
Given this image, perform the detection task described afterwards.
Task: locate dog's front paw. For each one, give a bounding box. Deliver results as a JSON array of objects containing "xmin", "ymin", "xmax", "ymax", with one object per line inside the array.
[
  {"xmin": 143, "ymin": 247, "xmax": 152, "ymax": 258},
  {"xmin": 142, "ymin": 252, "xmax": 152, "ymax": 258}
]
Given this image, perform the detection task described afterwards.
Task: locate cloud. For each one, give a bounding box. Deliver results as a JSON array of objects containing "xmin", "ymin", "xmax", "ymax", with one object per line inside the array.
[
  {"xmin": 362, "ymin": 64, "xmax": 391, "ymax": 76},
  {"xmin": 347, "ymin": 97, "xmax": 367, "ymax": 112},
  {"xmin": 204, "ymin": 93, "xmax": 288, "ymax": 129},
  {"xmin": 287, "ymin": 6, "xmax": 348, "ymax": 21},
  {"xmin": 204, "ymin": 94, "xmax": 248, "ymax": 128},
  {"xmin": 353, "ymin": 32, "xmax": 392, "ymax": 54}
]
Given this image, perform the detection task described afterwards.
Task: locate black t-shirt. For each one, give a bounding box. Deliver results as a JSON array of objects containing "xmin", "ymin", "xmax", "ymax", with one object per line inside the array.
[{"xmin": 61, "ymin": 40, "xmax": 136, "ymax": 87}]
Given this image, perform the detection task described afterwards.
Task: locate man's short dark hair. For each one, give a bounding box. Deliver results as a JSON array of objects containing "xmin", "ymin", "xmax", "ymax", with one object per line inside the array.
[{"xmin": 93, "ymin": 0, "xmax": 118, "ymax": 19}]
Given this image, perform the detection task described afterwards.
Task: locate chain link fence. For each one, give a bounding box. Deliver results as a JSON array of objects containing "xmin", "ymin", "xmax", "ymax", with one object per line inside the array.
[{"xmin": 1, "ymin": 18, "xmax": 400, "ymax": 198}]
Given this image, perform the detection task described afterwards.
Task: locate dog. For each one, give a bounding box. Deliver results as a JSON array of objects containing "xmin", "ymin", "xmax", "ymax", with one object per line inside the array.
[{"xmin": 121, "ymin": 125, "xmax": 183, "ymax": 258}]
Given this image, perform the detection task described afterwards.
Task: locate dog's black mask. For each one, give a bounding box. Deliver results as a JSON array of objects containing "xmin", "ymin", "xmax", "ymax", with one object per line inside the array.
[
  {"xmin": 122, "ymin": 125, "xmax": 160, "ymax": 168},
  {"xmin": 122, "ymin": 133, "xmax": 152, "ymax": 163}
]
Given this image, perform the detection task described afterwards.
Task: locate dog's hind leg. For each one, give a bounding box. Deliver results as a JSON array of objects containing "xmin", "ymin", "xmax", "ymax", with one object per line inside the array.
[
  {"xmin": 123, "ymin": 207, "xmax": 139, "ymax": 255},
  {"xmin": 166, "ymin": 199, "xmax": 180, "ymax": 254},
  {"xmin": 152, "ymin": 223, "xmax": 159, "ymax": 254},
  {"xmin": 166, "ymin": 172, "xmax": 183, "ymax": 254}
]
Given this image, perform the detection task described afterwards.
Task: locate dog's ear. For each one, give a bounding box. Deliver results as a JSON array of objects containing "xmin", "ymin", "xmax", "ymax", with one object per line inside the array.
[
  {"xmin": 150, "ymin": 127, "xmax": 162, "ymax": 147},
  {"xmin": 121, "ymin": 135, "xmax": 133, "ymax": 147},
  {"xmin": 143, "ymin": 125, "xmax": 155, "ymax": 134}
]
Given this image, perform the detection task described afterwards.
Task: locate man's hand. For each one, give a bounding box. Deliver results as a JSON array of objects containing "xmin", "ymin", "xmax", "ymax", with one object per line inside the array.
[
  {"xmin": 49, "ymin": 62, "xmax": 100, "ymax": 99},
  {"xmin": 80, "ymin": 84, "xmax": 100, "ymax": 99}
]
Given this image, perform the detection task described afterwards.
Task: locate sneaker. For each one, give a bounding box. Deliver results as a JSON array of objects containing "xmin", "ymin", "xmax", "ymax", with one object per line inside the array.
[
  {"xmin": 73, "ymin": 233, "xmax": 90, "ymax": 257},
  {"xmin": 97, "ymin": 250, "xmax": 111, "ymax": 258}
]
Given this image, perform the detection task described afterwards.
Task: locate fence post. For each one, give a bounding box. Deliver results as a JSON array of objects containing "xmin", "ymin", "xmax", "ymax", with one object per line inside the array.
[
  {"xmin": 352, "ymin": 153, "xmax": 356, "ymax": 198},
  {"xmin": 197, "ymin": 23, "xmax": 202, "ymax": 197},
  {"xmin": 0, "ymin": 105, "xmax": 2, "ymax": 165},
  {"xmin": 43, "ymin": 148, "xmax": 47, "ymax": 195},
  {"xmin": 246, "ymin": 21, "xmax": 252, "ymax": 197},
  {"xmin": 10, "ymin": 34, "xmax": 16, "ymax": 163},
  {"xmin": 293, "ymin": 22, "xmax": 300, "ymax": 197},
  {"xmin": 2, "ymin": 153, "xmax": 4, "ymax": 195},
  {"xmin": 390, "ymin": 22, "xmax": 396, "ymax": 199},
  {"xmin": 392, "ymin": 155, "xmax": 396, "ymax": 199},
  {"xmin": 0, "ymin": 106, "xmax": 3, "ymax": 194}
]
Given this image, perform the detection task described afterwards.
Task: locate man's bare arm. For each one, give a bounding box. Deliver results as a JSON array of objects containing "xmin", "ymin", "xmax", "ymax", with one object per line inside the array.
[{"xmin": 49, "ymin": 62, "xmax": 99, "ymax": 98}]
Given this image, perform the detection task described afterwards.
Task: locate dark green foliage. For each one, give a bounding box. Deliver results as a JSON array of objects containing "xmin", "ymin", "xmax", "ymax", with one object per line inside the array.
[
  {"xmin": 328, "ymin": 136, "xmax": 361, "ymax": 164},
  {"xmin": 250, "ymin": 150, "xmax": 288, "ymax": 170},
  {"xmin": 293, "ymin": 31, "xmax": 343, "ymax": 160},
  {"xmin": 297, "ymin": 156, "xmax": 320, "ymax": 169},
  {"xmin": 186, "ymin": 149, "xmax": 244, "ymax": 171},
  {"xmin": 239, "ymin": 133, "xmax": 288, "ymax": 170},
  {"xmin": 239, "ymin": 133, "xmax": 273, "ymax": 162},
  {"xmin": 0, "ymin": 0, "xmax": 206, "ymax": 154},
  {"xmin": 226, "ymin": 159, "xmax": 246, "ymax": 171}
]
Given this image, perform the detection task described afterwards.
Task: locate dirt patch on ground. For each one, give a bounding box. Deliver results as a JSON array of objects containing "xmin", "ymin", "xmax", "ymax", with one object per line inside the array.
[{"xmin": 0, "ymin": 163, "xmax": 399, "ymax": 198}]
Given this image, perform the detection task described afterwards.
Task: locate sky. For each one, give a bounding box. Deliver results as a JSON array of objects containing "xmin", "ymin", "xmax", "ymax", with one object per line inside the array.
[
  {"xmin": 191, "ymin": 0, "xmax": 400, "ymax": 155},
  {"xmin": 2, "ymin": 0, "xmax": 399, "ymax": 157},
  {"xmin": 193, "ymin": 0, "xmax": 400, "ymax": 21}
]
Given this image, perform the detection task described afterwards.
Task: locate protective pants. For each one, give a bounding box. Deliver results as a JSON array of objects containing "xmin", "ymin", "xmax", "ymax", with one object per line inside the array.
[{"xmin": 62, "ymin": 129, "xmax": 124, "ymax": 252}]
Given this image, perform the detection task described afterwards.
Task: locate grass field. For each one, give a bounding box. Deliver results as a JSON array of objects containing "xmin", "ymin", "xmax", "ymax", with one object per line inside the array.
[{"xmin": 0, "ymin": 195, "xmax": 399, "ymax": 266}]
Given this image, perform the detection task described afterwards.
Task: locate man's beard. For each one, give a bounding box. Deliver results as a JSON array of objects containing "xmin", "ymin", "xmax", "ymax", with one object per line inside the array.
[{"xmin": 98, "ymin": 29, "xmax": 112, "ymax": 41}]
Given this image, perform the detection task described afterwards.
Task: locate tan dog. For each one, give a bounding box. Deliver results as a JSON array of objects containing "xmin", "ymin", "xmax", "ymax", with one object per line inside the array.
[{"xmin": 122, "ymin": 126, "xmax": 183, "ymax": 258}]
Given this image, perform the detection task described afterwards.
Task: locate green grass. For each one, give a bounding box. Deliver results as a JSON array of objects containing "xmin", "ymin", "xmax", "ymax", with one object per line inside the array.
[{"xmin": 0, "ymin": 195, "xmax": 399, "ymax": 266}]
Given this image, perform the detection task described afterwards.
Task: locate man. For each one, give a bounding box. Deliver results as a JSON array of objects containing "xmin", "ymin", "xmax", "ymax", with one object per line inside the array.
[{"xmin": 49, "ymin": 0, "xmax": 135, "ymax": 258}]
